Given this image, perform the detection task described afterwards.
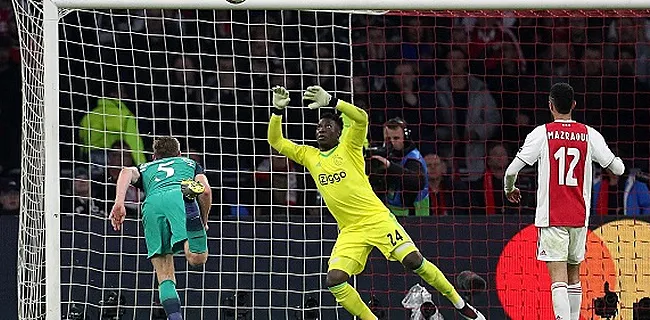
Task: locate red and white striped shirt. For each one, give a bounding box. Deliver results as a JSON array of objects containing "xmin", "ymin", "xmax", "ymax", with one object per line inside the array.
[{"xmin": 516, "ymin": 120, "xmax": 616, "ymax": 227}]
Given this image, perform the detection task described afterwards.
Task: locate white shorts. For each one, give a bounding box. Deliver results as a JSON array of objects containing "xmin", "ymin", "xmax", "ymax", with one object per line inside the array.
[{"xmin": 536, "ymin": 226, "xmax": 587, "ymax": 264}]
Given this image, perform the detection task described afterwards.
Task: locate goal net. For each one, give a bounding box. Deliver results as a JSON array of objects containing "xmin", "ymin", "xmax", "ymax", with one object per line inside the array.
[{"xmin": 14, "ymin": 0, "xmax": 650, "ymax": 319}]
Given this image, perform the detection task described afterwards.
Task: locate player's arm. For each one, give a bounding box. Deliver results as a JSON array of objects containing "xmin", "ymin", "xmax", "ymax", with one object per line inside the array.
[
  {"xmin": 110, "ymin": 167, "xmax": 140, "ymax": 231},
  {"xmin": 504, "ymin": 126, "xmax": 545, "ymax": 202},
  {"xmin": 503, "ymin": 158, "xmax": 526, "ymax": 203},
  {"xmin": 195, "ymin": 173, "xmax": 212, "ymax": 228},
  {"xmin": 303, "ymin": 85, "xmax": 368, "ymax": 149},
  {"xmin": 588, "ymin": 126, "xmax": 625, "ymax": 176},
  {"xmin": 268, "ymin": 86, "xmax": 311, "ymax": 165}
]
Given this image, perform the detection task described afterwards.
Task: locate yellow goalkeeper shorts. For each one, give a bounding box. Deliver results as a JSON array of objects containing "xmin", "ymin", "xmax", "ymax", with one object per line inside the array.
[{"xmin": 328, "ymin": 214, "xmax": 417, "ymax": 276}]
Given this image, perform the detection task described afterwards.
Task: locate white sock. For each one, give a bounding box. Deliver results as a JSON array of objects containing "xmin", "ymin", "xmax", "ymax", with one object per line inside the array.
[
  {"xmin": 568, "ymin": 282, "xmax": 583, "ymax": 320},
  {"xmin": 551, "ymin": 282, "xmax": 571, "ymax": 320}
]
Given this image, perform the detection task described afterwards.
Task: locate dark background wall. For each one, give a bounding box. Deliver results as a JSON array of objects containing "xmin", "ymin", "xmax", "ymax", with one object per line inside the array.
[{"xmin": 3, "ymin": 215, "xmax": 645, "ymax": 320}]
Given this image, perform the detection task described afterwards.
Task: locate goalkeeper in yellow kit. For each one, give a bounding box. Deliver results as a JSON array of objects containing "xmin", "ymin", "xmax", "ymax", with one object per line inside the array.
[{"xmin": 268, "ymin": 86, "xmax": 485, "ymax": 320}]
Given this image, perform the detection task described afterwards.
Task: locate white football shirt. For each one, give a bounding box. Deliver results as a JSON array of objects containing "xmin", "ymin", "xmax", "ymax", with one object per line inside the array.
[{"xmin": 516, "ymin": 120, "xmax": 616, "ymax": 227}]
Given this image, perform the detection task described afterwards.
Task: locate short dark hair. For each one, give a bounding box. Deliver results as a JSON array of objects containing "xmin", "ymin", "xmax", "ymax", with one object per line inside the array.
[
  {"xmin": 153, "ymin": 137, "xmax": 180, "ymax": 159},
  {"xmin": 385, "ymin": 117, "xmax": 407, "ymax": 130},
  {"xmin": 549, "ymin": 82, "xmax": 574, "ymax": 114},
  {"xmin": 319, "ymin": 112, "xmax": 343, "ymax": 131},
  {"xmin": 384, "ymin": 117, "xmax": 411, "ymax": 140}
]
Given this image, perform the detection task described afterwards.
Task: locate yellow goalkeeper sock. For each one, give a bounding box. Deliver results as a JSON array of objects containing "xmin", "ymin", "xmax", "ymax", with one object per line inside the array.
[
  {"xmin": 414, "ymin": 259, "xmax": 465, "ymax": 309},
  {"xmin": 328, "ymin": 282, "xmax": 377, "ymax": 320}
]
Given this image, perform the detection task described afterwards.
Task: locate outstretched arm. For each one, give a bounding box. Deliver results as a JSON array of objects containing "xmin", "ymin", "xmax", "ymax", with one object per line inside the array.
[
  {"xmin": 268, "ymin": 86, "xmax": 310, "ymax": 165},
  {"xmin": 268, "ymin": 115, "xmax": 307, "ymax": 165},
  {"xmin": 335, "ymin": 100, "xmax": 369, "ymax": 149},
  {"xmin": 110, "ymin": 167, "xmax": 140, "ymax": 231}
]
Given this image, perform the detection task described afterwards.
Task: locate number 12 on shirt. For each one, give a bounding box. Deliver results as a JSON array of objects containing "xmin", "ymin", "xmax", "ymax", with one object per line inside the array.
[{"xmin": 553, "ymin": 146, "xmax": 580, "ymax": 187}]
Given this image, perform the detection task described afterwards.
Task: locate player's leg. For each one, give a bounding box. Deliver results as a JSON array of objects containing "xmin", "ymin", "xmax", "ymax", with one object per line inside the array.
[
  {"xmin": 539, "ymin": 227, "xmax": 571, "ymax": 320},
  {"xmin": 143, "ymin": 199, "xmax": 183, "ymax": 320},
  {"xmin": 166, "ymin": 194, "xmax": 207, "ymax": 266},
  {"xmin": 183, "ymin": 199, "xmax": 208, "ymax": 260},
  {"xmin": 378, "ymin": 216, "xmax": 484, "ymax": 319},
  {"xmin": 151, "ymin": 254, "xmax": 182, "ymax": 320},
  {"xmin": 566, "ymin": 227, "xmax": 587, "ymax": 320},
  {"xmin": 567, "ymin": 263, "xmax": 582, "ymax": 320},
  {"xmin": 184, "ymin": 240, "xmax": 208, "ymax": 266},
  {"xmin": 547, "ymin": 262, "xmax": 570, "ymax": 320},
  {"xmin": 326, "ymin": 268, "xmax": 377, "ymax": 320},
  {"xmin": 327, "ymin": 229, "xmax": 377, "ymax": 320},
  {"xmin": 395, "ymin": 247, "xmax": 483, "ymax": 319}
]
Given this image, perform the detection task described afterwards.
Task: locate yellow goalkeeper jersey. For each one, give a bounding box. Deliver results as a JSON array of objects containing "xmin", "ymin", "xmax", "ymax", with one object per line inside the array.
[{"xmin": 268, "ymin": 101, "xmax": 390, "ymax": 229}]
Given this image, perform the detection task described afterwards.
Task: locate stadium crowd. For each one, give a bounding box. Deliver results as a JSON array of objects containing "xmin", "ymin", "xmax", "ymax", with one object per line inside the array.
[{"xmin": 1, "ymin": 10, "xmax": 650, "ymax": 218}]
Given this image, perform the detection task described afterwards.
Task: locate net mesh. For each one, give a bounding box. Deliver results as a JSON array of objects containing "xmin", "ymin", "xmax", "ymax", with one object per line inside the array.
[
  {"xmin": 13, "ymin": 2, "xmax": 650, "ymax": 320},
  {"xmin": 352, "ymin": 12, "xmax": 650, "ymax": 320},
  {"xmin": 56, "ymin": 8, "xmax": 352, "ymax": 320},
  {"xmin": 13, "ymin": 0, "xmax": 47, "ymax": 319}
]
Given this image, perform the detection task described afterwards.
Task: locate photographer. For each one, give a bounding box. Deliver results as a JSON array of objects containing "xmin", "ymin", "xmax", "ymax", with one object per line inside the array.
[{"xmin": 368, "ymin": 118, "xmax": 430, "ymax": 216}]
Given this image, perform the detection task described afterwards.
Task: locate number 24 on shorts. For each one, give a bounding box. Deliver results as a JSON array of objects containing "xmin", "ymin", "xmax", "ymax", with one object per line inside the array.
[{"xmin": 387, "ymin": 229, "xmax": 404, "ymax": 246}]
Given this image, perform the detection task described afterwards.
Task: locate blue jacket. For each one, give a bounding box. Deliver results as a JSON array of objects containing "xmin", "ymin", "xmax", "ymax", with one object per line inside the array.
[
  {"xmin": 593, "ymin": 172, "xmax": 650, "ymax": 216},
  {"xmin": 386, "ymin": 148, "xmax": 430, "ymax": 216}
]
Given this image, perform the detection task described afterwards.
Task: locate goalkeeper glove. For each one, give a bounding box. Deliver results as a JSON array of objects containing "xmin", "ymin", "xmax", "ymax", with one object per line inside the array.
[
  {"xmin": 181, "ymin": 179, "xmax": 205, "ymax": 200},
  {"xmin": 303, "ymin": 85, "xmax": 336, "ymax": 109},
  {"xmin": 272, "ymin": 85, "xmax": 291, "ymax": 110}
]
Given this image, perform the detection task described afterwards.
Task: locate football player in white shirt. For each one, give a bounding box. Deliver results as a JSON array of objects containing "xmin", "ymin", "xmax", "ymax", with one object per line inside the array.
[{"xmin": 503, "ymin": 83, "xmax": 624, "ymax": 320}]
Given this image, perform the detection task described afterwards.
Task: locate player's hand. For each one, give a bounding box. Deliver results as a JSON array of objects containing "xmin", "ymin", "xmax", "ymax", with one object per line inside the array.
[
  {"xmin": 181, "ymin": 179, "xmax": 205, "ymax": 200},
  {"xmin": 506, "ymin": 188, "xmax": 521, "ymax": 204},
  {"xmin": 109, "ymin": 202, "xmax": 126, "ymax": 231},
  {"xmin": 272, "ymin": 85, "xmax": 290, "ymax": 110},
  {"xmin": 303, "ymin": 85, "xmax": 332, "ymax": 109}
]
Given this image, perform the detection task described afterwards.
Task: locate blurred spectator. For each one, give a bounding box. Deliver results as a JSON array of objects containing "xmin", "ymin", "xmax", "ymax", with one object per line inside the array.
[
  {"xmin": 0, "ymin": 176, "xmax": 19, "ymax": 215},
  {"xmin": 593, "ymin": 169, "xmax": 650, "ymax": 216},
  {"xmin": 254, "ymin": 149, "xmax": 299, "ymax": 216},
  {"xmin": 397, "ymin": 17, "xmax": 435, "ymax": 61},
  {"xmin": 170, "ymin": 55, "xmax": 202, "ymax": 104},
  {"xmin": 469, "ymin": 144, "xmax": 530, "ymax": 215},
  {"xmin": 61, "ymin": 167, "xmax": 105, "ymax": 217},
  {"xmin": 369, "ymin": 118, "xmax": 429, "ymax": 216},
  {"xmin": 96, "ymin": 9, "xmax": 145, "ymax": 48},
  {"xmin": 364, "ymin": 26, "xmax": 389, "ymax": 92},
  {"xmin": 371, "ymin": 62, "xmax": 436, "ymax": 151},
  {"xmin": 487, "ymin": 42, "xmax": 536, "ymax": 145},
  {"xmin": 435, "ymin": 48, "xmax": 500, "ymax": 179},
  {"xmin": 424, "ymin": 154, "xmax": 469, "ymax": 215},
  {"xmin": 602, "ymin": 46, "xmax": 650, "ymax": 158},
  {"xmin": 396, "ymin": 16, "xmax": 437, "ymax": 78},
  {"xmin": 605, "ymin": 18, "xmax": 650, "ymax": 85},
  {"xmin": 539, "ymin": 42, "xmax": 577, "ymax": 80},
  {"xmin": 465, "ymin": 17, "xmax": 525, "ymax": 74},
  {"xmin": 78, "ymin": 83, "xmax": 147, "ymax": 168},
  {"xmin": 580, "ymin": 44, "xmax": 605, "ymax": 77}
]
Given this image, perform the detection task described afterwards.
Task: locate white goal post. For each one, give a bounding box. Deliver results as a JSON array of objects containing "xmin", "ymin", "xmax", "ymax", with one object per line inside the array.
[{"xmin": 15, "ymin": 0, "xmax": 649, "ymax": 320}]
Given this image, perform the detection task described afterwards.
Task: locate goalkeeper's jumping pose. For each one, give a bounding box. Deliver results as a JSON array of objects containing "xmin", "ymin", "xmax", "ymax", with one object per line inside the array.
[
  {"xmin": 109, "ymin": 137, "xmax": 212, "ymax": 320},
  {"xmin": 268, "ymin": 86, "xmax": 485, "ymax": 320}
]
